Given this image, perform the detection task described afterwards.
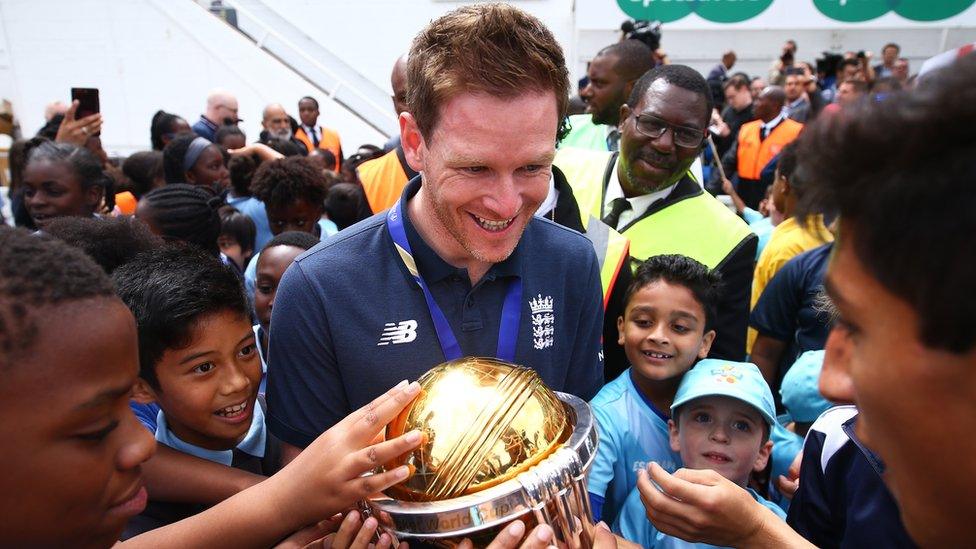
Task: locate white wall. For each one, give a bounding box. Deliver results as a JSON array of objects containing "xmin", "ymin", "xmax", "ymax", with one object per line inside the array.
[
  {"xmin": 264, "ymin": 0, "xmax": 577, "ymax": 101},
  {"xmin": 0, "ymin": 0, "xmax": 387, "ymax": 157}
]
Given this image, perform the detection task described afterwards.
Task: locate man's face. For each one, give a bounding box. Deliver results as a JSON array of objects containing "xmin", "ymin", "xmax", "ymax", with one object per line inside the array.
[
  {"xmin": 618, "ymin": 80, "xmax": 708, "ymax": 196},
  {"xmin": 391, "ymin": 59, "xmax": 409, "ymax": 116},
  {"xmin": 298, "ymin": 99, "xmax": 319, "ymax": 127},
  {"xmin": 263, "ymin": 106, "xmax": 292, "ymax": 140},
  {"xmin": 401, "ymin": 91, "xmax": 556, "ymax": 270},
  {"xmin": 722, "ymin": 53, "xmax": 736, "ymax": 69},
  {"xmin": 784, "ymin": 75, "xmax": 804, "ymax": 101},
  {"xmin": 883, "ymin": 46, "xmax": 899, "ymax": 65},
  {"xmin": 213, "ymin": 100, "xmax": 239, "ymax": 126},
  {"xmin": 824, "ymin": 228, "xmax": 976, "ymax": 546},
  {"xmin": 265, "ymin": 199, "xmax": 323, "ymax": 235},
  {"xmin": 840, "ymin": 63, "xmax": 859, "ymax": 82},
  {"xmin": 749, "ymin": 79, "xmax": 766, "ymax": 100},
  {"xmin": 753, "ymin": 93, "xmax": 781, "ymax": 122},
  {"xmin": 670, "ymin": 396, "xmax": 771, "ymax": 487},
  {"xmin": 145, "ymin": 311, "xmax": 262, "ymax": 451},
  {"xmin": 617, "ymin": 280, "xmax": 715, "ymax": 385},
  {"xmin": 0, "ymin": 300, "xmax": 155, "ymax": 546},
  {"xmin": 581, "ymin": 53, "xmax": 629, "ymax": 126},
  {"xmin": 893, "ymin": 59, "xmax": 909, "ymax": 81},
  {"xmin": 836, "ymin": 82, "xmax": 863, "ymax": 106}
]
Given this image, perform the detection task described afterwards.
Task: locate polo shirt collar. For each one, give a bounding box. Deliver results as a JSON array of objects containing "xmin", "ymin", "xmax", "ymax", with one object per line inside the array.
[
  {"xmin": 198, "ymin": 115, "xmax": 218, "ymax": 132},
  {"xmin": 155, "ymin": 399, "xmax": 267, "ymax": 466},
  {"xmin": 398, "ymin": 177, "xmax": 525, "ymax": 284}
]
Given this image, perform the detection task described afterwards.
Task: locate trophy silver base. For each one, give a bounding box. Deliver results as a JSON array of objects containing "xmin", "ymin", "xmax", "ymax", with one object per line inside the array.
[{"xmin": 364, "ymin": 392, "xmax": 599, "ymax": 548}]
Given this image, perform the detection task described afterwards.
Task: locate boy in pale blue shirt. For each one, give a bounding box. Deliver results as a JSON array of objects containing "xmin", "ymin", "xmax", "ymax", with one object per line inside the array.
[
  {"xmin": 589, "ymin": 255, "xmax": 720, "ymax": 525},
  {"xmin": 615, "ymin": 360, "xmax": 786, "ymax": 547}
]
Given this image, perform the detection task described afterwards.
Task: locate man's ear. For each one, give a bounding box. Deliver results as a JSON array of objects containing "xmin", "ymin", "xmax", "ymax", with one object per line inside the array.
[
  {"xmin": 623, "ymin": 80, "xmax": 637, "ymax": 107},
  {"xmin": 753, "ymin": 439, "xmax": 773, "ymax": 473},
  {"xmin": 668, "ymin": 418, "xmax": 680, "ymax": 453},
  {"xmin": 132, "ymin": 378, "xmax": 159, "ymax": 405},
  {"xmin": 698, "ymin": 329, "xmax": 717, "ymax": 359},
  {"xmin": 400, "ymin": 112, "xmax": 426, "ymax": 174},
  {"xmin": 618, "ymin": 104, "xmax": 631, "ymax": 129}
]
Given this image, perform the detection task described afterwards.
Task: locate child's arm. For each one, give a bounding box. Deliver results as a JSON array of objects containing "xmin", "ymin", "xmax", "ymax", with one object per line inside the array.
[
  {"xmin": 122, "ymin": 381, "xmax": 424, "ymax": 548},
  {"xmin": 721, "ymin": 177, "xmax": 748, "ymax": 216},
  {"xmin": 142, "ymin": 445, "xmax": 263, "ymax": 504}
]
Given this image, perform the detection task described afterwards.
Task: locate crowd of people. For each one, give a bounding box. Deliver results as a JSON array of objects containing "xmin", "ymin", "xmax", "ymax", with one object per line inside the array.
[{"xmin": 2, "ymin": 4, "xmax": 974, "ymax": 548}]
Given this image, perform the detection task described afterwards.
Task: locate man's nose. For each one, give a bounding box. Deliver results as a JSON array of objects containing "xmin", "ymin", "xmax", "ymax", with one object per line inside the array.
[{"xmin": 821, "ymin": 327, "xmax": 857, "ymax": 404}]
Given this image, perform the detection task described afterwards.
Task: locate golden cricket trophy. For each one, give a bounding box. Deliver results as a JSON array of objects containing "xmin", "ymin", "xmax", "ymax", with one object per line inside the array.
[{"xmin": 363, "ymin": 357, "xmax": 599, "ymax": 547}]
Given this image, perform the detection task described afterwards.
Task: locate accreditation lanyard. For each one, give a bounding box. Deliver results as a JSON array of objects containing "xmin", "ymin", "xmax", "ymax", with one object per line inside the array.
[{"xmin": 386, "ymin": 200, "xmax": 522, "ymax": 362}]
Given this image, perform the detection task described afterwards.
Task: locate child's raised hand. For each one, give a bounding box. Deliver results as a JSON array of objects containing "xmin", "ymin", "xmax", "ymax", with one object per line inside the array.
[{"xmin": 270, "ymin": 381, "xmax": 424, "ymax": 529}]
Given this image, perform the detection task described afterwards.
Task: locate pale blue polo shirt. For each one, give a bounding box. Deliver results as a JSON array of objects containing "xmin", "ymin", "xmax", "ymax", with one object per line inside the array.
[
  {"xmin": 615, "ymin": 482, "xmax": 786, "ymax": 547},
  {"xmin": 588, "ymin": 368, "xmax": 681, "ymax": 526},
  {"xmin": 265, "ymin": 178, "xmax": 605, "ymax": 448}
]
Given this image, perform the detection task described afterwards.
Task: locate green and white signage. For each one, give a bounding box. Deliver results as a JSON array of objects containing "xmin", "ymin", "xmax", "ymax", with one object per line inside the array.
[{"xmin": 582, "ymin": 0, "xmax": 976, "ymax": 29}]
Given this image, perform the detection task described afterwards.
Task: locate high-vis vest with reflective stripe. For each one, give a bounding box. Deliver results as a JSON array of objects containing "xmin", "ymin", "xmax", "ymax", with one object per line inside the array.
[
  {"xmin": 358, "ymin": 149, "xmax": 409, "ymax": 213},
  {"xmin": 555, "ymin": 149, "xmax": 754, "ymax": 270},
  {"xmin": 295, "ymin": 126, "xmax": 343, "ymax": 165},
  {"xmin": 560, "ymin": 114, "xmax": 611, "ymax": 151},
  {"xmin": 582, "ymin": 215, "xmax": 630, "ymax": 309},
  {"xmin": 736, "ymin": 118, "xmax": 803, "ymax": 180}
]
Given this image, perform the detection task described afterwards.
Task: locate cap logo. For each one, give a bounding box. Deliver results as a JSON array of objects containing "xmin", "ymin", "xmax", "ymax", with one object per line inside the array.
[{"xmin": 710, "ymin": 364, "xmax": 743, "ymax": 384}]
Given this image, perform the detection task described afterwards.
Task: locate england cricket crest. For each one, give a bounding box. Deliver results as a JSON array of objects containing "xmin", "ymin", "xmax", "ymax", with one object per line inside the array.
[{"xmin": 529, "ymin": 293, "xmax": 554, "ymax": 350}]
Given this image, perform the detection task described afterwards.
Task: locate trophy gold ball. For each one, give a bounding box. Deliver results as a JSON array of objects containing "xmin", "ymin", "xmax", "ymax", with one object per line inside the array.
[{"xmin": 365, "ymin": 357, "xmax": 599, "ymax": 548}]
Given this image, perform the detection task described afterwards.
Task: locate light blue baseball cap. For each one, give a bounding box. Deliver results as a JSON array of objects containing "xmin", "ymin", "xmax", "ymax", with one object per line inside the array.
[
  {"xmin": 670, "ymin": 359, "xmax": 777, "ymax": 427},
  {"xmin": 780, "ymin": 350, "xmax": 832, "ymax": 423}
]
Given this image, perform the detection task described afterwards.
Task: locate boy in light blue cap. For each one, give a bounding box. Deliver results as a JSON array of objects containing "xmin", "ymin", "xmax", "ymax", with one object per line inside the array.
[
  {"xmin": 767, "ymin": 350, "xmax": 833, "ymax": 511},
  {"xmin": 615, "ymin": 360, "xmax": 787, "ymax": 547},
  {"xmin": 781, "ymin": 350, "xmax": 833, "ymax": 438}
]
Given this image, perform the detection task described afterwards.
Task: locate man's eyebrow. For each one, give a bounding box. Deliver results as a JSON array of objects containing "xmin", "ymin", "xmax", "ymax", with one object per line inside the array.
[
  {"xmin": 73, "ymin": 384, "xmax": 132, "ymax": 412},
  {"xmin": 823, "ymin": 277, "xmax": 848, "ymax": 308}
]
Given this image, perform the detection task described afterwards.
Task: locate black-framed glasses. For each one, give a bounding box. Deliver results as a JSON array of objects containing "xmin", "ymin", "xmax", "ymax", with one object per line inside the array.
[{"xmin": 631, "ymin": 113, "xmax": 706, "ymax": 148}]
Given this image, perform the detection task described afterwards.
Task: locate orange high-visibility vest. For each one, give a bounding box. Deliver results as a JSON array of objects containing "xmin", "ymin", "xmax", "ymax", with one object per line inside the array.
[
  {"xmin": 358, "ymin": 149, "xmax": 409, "ymax": 213},
  {"xmin": 295, "ymin": 126, "xmax": 343, "ymax": 167},
  {"xmin": 736, "ymin": 118, "xmax": 803, "ymax": 180}
]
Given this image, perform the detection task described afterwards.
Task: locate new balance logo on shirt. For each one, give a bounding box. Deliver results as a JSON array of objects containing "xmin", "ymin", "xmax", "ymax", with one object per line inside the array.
[{"xmin": 377, "ymin": 320, "xmax": 418, "ymax": 346}]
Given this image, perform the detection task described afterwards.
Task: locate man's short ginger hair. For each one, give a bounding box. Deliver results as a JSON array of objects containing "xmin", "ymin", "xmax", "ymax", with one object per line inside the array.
[{"xmin": 407, "ymin": 3, "xmax": 570, "ymax": 141}]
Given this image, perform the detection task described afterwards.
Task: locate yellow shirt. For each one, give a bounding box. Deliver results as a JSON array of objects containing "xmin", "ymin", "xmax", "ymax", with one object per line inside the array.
[{"xmin": 747, "ymin": 215, "xmax": 833, "ymax": 352}]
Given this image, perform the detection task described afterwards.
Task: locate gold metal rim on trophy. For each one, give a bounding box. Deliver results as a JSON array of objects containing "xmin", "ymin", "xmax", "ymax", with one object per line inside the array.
[{"xmin": 384, "ymin": 357, "xmax": 569, "ymax": 502}]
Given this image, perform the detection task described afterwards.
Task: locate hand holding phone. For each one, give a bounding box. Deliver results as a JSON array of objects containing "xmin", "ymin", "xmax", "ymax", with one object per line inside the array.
[{"xmin": 56, "ymin": 90, "xmax": 103, "ymax": 145}]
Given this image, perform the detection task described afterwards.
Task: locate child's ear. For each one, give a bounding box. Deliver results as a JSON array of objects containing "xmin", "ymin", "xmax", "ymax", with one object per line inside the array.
[
  {"xmin": 752, "ymin": 439, "xmax": 774, "ymax": 473},
  {"xmin": 616, "ymin": 315, "xmax": 625, "ymax": 346},
  {"xmin": 697, "ymin": 329, "xmax": 717, "ymax": 359},
  {"xmin": 131, "ymin": 379, "xmax": 159, "ymax": 404},
  {"xmin": 668, "ymin": 418, "xmax": 680, "ymax": 453}
]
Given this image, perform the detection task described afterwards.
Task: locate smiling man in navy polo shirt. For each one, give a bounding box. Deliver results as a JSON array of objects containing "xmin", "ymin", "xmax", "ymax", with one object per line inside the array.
[{"xmin": 266, "ymin": 4, "xmax": 605, "ymax": 461}]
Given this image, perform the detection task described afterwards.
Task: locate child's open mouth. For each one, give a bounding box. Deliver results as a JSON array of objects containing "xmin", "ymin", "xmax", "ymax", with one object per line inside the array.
[
  {"xmin": 214, "ymin": 400, "xmax": 249, "ymax": 419},
  {"xmin": 642, "ymin": 350, "xmax": 673, "ymax": 360},
  {"xmin": 703, "ymin": 451, "xmax": 732, "ymax": 463}
]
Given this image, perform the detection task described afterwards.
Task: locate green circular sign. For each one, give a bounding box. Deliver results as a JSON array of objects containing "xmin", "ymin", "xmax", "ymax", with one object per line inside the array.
[
  {"xmin": 616, "ymin": 0, "xmax": 694, "ymax": 23},
  {"xmin": 695, "ymin": 0, "xmax": 774, "ymax": 23},
  {"xmin": 813, "ymin": 0, "xmax": 890, "ymax": 22},
  {"xmin": 895, "ymin": 0, "xmax": 975, "ymax": 21}
]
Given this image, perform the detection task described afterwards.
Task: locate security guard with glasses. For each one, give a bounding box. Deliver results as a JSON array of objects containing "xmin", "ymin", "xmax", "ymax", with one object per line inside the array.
[{"xmin": 556, "ymin": 64, "xmax": 756, "ymax": 364}]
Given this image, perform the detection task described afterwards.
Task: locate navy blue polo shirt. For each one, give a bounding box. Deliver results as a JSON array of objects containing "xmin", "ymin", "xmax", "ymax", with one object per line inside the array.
[
  {"xmin": 787, "ymin": 406, "xmax": 916, "ymax": 548},
  {"xmin": 750, "ymin": 243, "xmax": 833, "ymax": 383},
  {"xmin": 265, "ymin": 178, "xmax": 605, "ymax": 448}
]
